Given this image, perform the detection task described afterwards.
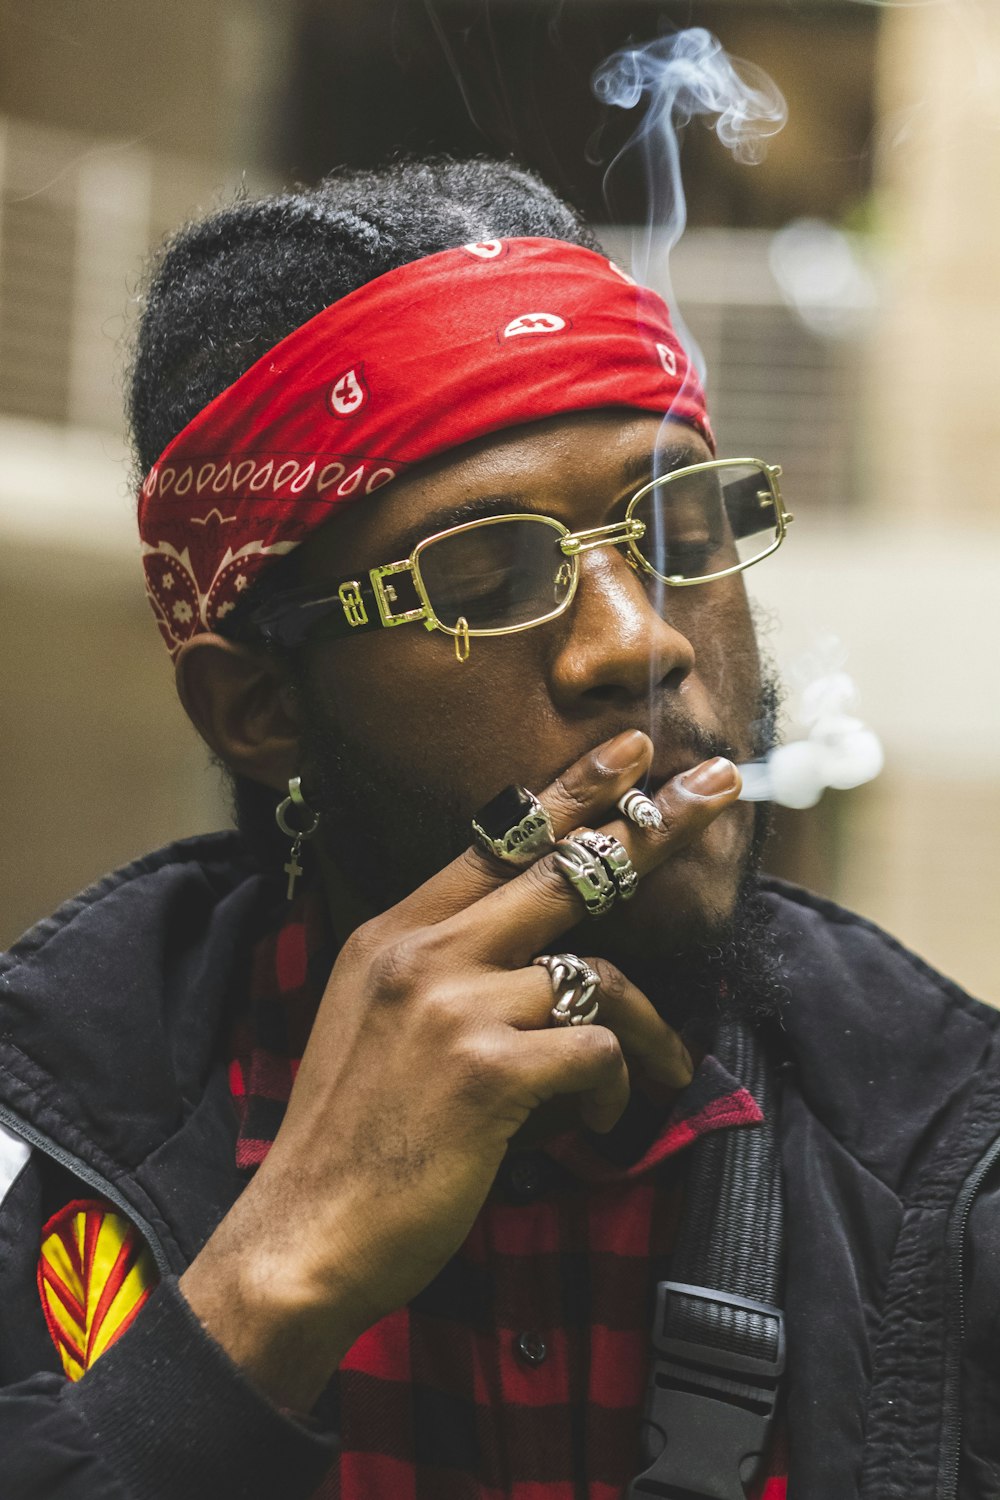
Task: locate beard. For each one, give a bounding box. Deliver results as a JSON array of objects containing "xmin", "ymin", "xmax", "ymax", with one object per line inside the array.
[
  {"xmin": 290, "ymin": 659, "xmax": 787, "ymax": 1032},
  {"xmin": 616, "ymin": 871, "xmax": 786, "ymax": 1036}
]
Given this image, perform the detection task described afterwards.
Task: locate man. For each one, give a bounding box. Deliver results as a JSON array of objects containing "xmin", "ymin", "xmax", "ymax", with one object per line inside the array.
[{"xmin": 1, "ymin": 157, "xmax": 998, "ymax": 1500}]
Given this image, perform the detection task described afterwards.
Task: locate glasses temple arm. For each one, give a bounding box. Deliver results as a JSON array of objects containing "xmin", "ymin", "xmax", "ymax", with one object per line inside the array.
[{"xmin": 249, "ymin": 565, "xmax": 427, "ymax": 648}]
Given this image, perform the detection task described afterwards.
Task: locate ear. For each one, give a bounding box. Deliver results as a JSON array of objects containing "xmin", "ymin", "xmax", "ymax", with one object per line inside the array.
[{"xmin": 175, "ymin": 635, "xmax": 302, "ymax": 793}]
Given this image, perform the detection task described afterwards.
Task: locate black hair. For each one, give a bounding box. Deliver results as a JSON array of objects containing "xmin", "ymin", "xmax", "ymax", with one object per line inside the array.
[
  {"xmin": 129, "ymin": 157, "xmax": 600, "ymax": 479},
  {"xmin": 128, "ymin": 157, "xmax": 602, "ymax": 859}
]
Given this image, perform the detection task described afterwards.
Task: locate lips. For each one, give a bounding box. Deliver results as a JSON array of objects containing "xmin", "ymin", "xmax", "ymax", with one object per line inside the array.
[
  {"xmin": 647, "ymin": 734, "xmax": 739, "ymax": 794},
  {"xmin": 647, "ymin": 755, "xmax": 702, "ymax": 790},
  {"xmin": 560, "ymin": 725, "xmax": 734, "ymax": 803},
  {"xmin": 645, "ymin": 720, "xmax": 737, "ymax": 792}
]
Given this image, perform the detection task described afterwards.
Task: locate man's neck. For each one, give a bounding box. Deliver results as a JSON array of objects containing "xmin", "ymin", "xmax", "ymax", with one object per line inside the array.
[{"xmin": 317, "ymin": 846, "xmax": 376, "ymax": 949}]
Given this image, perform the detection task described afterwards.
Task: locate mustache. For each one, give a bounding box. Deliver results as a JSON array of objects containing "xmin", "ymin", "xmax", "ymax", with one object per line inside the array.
[
  {"xmin": 645, "ymin": 716, "xmax": 740, "ymax": 789},
  {"xmin": 545, "ymin": 714, "xmax": 737, "ymax": 798},
  {"xmin": 552, "ymin": 680, "xmax": 781, "ymax": 798}
]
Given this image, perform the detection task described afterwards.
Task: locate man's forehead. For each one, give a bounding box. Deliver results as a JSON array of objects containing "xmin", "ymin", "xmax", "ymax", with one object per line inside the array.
[
  {"xmin": 301, "ymin": 410, "xmax": 710, "ymax": 571},
  {"xmin": 419, "ymin": 408, "xmax": 708, "ymax": 485}
]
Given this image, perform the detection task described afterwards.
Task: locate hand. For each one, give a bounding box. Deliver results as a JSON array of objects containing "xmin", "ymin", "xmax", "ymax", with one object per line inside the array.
[{"xmin": 180, "ymin": 732, "xmax": 740, "ymax": 1410}]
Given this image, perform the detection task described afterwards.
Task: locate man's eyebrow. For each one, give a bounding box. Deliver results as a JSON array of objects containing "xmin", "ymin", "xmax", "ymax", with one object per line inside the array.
[
  {"xmin": 384, "ymin": 493, "xmax": 532, "ymax": 558},
  {"xmin": 380, "ymin": 438, "xmax": 705, "ymax": 559},
  {"xmin": 619, "ymin": 440, "xmax": 705, "ymax": 492}
]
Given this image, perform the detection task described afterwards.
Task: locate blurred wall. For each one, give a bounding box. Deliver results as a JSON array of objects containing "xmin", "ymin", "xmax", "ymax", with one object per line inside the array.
[
  {"xmin": 0, "ymin": 0, "xmax": 278, "ymax": 939},
  {"xmin": 0, "ymin": 424, "xmax": 228, "ymax": 943},
  {"xmin": 0, "ymin": 0, "xmax": 290, "ymax": 168},
  {"xmin": 846, "ymin": 1, "xmax": 1000, "ymax": 999}
]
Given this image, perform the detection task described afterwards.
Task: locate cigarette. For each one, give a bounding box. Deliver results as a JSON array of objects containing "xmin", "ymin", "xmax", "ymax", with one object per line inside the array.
[{"xmin": 617, "ymin": 788, "xmax": 665, "ymax": 831}]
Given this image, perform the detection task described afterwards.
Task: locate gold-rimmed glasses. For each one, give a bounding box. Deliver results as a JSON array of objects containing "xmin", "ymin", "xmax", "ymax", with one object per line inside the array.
[{"xmin": 249, "ymin": 457, "xmax": 792, "ymax": 658}]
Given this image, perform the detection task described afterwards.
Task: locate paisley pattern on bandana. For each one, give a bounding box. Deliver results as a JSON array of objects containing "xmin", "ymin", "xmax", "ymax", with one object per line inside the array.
[{"xmin": 138, "ymin": 237, "xmax": 712, "ymax": 656}]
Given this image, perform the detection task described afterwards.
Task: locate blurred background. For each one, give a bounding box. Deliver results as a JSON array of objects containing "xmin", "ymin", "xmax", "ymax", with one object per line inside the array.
[{"xmin": 1, "ymin": 0, "xmax": 998, "ymax": 1002}]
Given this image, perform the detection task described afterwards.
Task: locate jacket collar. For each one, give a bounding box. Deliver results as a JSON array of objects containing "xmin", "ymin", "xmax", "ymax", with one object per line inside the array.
[{"xmin": 758, "ymin": 877, "xmax": 1000, "ymax": 1196}]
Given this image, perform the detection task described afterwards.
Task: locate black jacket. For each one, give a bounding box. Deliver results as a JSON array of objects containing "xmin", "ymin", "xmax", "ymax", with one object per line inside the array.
[{"xmin": 0, "ymin": 833, "xmax": 998, "ymax": 1499}]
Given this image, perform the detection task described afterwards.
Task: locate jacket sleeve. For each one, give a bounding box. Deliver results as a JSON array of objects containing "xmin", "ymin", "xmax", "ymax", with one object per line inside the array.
[{"xmin": 1, "ymin": 1276, "xmax": 340, "ymax": 1500}]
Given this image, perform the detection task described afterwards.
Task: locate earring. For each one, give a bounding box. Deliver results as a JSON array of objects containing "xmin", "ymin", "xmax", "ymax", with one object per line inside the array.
[{"xmin": 274, "ymin": 776, "xmax": 321, "ymax": 900}]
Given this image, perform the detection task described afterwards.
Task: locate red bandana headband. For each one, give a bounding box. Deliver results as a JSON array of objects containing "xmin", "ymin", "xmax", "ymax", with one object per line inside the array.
[{"xmin": 138, "ymin": 236, "xmax": 712, "ymax": 656}]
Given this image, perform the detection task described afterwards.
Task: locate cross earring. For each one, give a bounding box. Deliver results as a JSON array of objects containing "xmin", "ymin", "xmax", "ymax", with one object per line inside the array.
[{"xmin": 274, "ymin": 776, "xmax": 321, "ymax": 900}]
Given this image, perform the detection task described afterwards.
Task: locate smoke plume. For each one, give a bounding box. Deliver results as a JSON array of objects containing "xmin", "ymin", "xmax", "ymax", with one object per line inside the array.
[{"xmin": 593, "ymin": 27, "xmax": 786, "ymax": 373}]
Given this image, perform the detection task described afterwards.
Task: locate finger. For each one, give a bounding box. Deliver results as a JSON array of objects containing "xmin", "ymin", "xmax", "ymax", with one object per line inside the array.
[
  {"xmin": 382, "ymin": 729, "xmax": 654, "ymax": 932},
  {"xmin": 491, "ymin": 960, "xmax": 693, "ymax": 1091},
  {"xmin": 501, "ymin": 1023, "xmax": 631, "ymax": 1135},
  {"xmin": 452, "ymin": 756, "xmax": 742, "ymax": 965},
  {"xmin": 580, "ymin": 957, "xmax": 694, "ymax": 1089}
]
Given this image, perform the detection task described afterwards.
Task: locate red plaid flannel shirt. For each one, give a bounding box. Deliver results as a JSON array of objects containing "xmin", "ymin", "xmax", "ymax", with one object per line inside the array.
[{"xmin": 229, "ymin": 890, "xmax": 788, "ymax": 1500}]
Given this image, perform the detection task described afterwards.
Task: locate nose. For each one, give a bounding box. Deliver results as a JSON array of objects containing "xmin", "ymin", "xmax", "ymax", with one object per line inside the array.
[{"xmin": 547, "ymin": 546, "xmax": 696, "ymax": 709}]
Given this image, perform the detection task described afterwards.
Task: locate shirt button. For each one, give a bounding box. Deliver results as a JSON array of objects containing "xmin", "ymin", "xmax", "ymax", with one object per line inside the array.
[
  {"xmin": 505, "ymin": 1154, "xmax": 545, "ymax": 1200},
  {"xmin": 514, "ymin": 1331, "xmax": 548, "ymax": 1367}
]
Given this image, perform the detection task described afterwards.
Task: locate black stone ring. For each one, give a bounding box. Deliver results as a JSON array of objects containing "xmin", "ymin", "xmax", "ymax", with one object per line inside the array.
[{"xmin": 471, "ymin": 784, "xmax": 555, "ymax": 868}]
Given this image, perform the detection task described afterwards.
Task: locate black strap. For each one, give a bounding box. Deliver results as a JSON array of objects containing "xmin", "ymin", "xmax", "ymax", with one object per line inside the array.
[
  {"xmin": 249, "ymin": 566, "xmax": 426, "ymax": 647},
  {"xmin": 628, "ymin": 1018, "xmax": 784, "ymax": 1500}
]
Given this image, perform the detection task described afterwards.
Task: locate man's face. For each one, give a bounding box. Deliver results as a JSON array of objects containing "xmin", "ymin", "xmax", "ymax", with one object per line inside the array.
[{"xmin": 291, "ymin": 408, "xmax": 771, "ymax": 964}]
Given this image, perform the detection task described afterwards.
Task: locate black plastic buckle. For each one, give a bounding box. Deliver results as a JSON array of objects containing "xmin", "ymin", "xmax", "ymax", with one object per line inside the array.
[{"xmin": 627, "ymin": 1281, "xmax": 786, "ymax": 1500}]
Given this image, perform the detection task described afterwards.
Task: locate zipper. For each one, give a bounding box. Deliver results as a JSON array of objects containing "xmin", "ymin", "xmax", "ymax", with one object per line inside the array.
[
  {"xmin": 0, "ymin": 1101, "xmax": 172, "ymax": 1277},
  {"xmin": 937, "ymin": 1128, "xmax": 1000, "ymax": 1499}
]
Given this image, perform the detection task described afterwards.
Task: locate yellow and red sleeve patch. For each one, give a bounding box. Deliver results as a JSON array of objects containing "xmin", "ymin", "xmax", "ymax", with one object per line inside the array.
[{"xmin": 37, "ymin": 1198, "xmax": 158, "ymax": 1381}]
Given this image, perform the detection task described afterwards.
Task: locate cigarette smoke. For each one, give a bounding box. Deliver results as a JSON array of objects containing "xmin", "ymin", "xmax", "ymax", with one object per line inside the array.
[
  {"xmin": 592, "ymin": 28, "xmax": 787, "ymax": 373},
  {"xmin": 420, "ymin": 19, "xmax": 885, "ymax": 812},
  {"xmin": 737, "ymin": 640, "xmax": 884, "ymax": 808}
]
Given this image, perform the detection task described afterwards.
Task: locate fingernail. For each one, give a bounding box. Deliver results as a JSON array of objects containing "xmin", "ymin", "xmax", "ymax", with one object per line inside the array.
[
  {"xmin": 678, "ymin": 757, "xmax": 739, "ymax": 797},
  {"xmin": 595, "ymin": 730, "xmax": 649, "ymax": 774}
]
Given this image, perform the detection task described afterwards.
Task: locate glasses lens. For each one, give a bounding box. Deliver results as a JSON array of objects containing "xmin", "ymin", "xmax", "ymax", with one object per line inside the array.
[
  {"xmin": 417, "ymin": 516, "xmax": 574, "ymax": 632},
  {"xmin": 631, "ymin": 461, "xmax": 781, "ymax": 583}
]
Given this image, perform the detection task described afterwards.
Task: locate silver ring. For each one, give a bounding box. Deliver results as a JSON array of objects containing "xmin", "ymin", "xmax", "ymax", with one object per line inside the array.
[
  {"xmin": 617, "ymin": 787, "xmax": 664, "ymax": 832},
  {"xmin": 568, "ymin": 827, "xmax": 639, "ymax": 902},
  {"xmin": 553, "ymin": 836, "xmax": 619, "ymax": 917},
  {"xmin": 533, "ymin": 953, "xmax": 600, "ymax": 1026}
]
